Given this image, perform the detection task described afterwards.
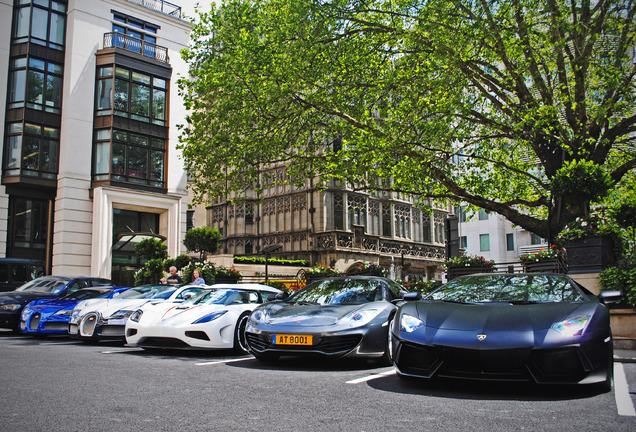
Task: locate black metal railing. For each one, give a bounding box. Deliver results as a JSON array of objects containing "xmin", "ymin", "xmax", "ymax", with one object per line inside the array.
[
  {"xmin": 125, "ymin": 0, "xmax": 182, "ymax": 18},
  {"xmin": 103, "ymin": 32, "xmax": 169, "ymax": 63}
]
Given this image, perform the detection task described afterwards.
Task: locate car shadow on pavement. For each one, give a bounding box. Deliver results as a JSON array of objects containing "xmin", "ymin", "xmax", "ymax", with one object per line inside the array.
[
  {"xmin": 229, "ymin": 355, "xmax": 389, "ymax": 372},
  {"xmin": 366, "ymin": 374, "xmax": 609, "ymax": 401}
]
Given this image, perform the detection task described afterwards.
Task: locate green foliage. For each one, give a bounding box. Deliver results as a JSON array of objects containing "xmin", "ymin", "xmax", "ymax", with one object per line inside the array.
[
  {"xmin": 134, "ymin": 238, "xmax": 167, "ymax": 261},
  {"xmin": 443, "ymin": 255, "xmax": 495, "ymax": 271},
  {"xmin": 179, "ymin": 0, "xmax": 636, "ymax": 241},
  {"xmin": 182, "ymin": 262, "xmax": 216, "ymax": 285},
  {"xmin": 550, "ymin": 160, "xmax": 612, "ymax": 203},
  {"xmin": 600, "ymin": 262, "xmax": 636, "ymax": 308},
  {"xmin": 215, "ymin": 266, "xmax": 242, "ymax": 279},
  {"xmin": 134, "ymin": 258, "xmax": 165, "ymax": 286},
  {"xmin": 347, "ymin": 262, "xmax": 387, "ymax": 276},
  {"xmin": 233, "ymin": 256, "xmax": 308, "ymax": 266},
  {"xmin": 183, "ymin": 227, "xmax": 222, "ymax": 260},
  {"xmin": 306, "ymin": 264, "xmax": 340, "ymax": 277},
  {"xmin": 519, "ymin": 246, "xmax": 566, "ymax": 264},
  {"xmin": 400, "ymin": 279, "xmax": 442, "ymax": 295}
]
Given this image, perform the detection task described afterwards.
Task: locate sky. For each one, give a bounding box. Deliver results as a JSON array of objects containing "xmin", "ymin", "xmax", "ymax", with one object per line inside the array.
[{"xmin": 178, "ymin": 0, "xmax": 217, "ymax": 19}]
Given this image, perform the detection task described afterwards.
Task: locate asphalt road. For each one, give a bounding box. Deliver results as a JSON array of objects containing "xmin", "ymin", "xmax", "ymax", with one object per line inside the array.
[{"xmin": 1, "ymin": 333, "xmax": 635, "ymax": 432}]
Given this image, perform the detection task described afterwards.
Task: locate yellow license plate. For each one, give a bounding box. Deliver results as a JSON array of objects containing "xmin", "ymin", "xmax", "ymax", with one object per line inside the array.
[{"xmin": 272, "ymin": 334, "xmax": 313, "ymax": 345}]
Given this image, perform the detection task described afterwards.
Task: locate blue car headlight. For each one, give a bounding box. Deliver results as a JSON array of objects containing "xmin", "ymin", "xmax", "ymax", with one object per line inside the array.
[
  {"xmin": 53, "ymin": 309, "xmax": 73, "ymax": 316},
  {"xmin": 192, "ymin": 311, "xmax": 227, "ymax": 324},
  {"xmin": 338, "ymin": 308, "xmax": 382, "ymax": 327},
  {"xmin": 400, "ymin": 313, "xmax": 424, "ymax": 333},
  {"xmin": 552, "ymin": 315, "xmax": 591, "ymax": 336},
  {"xmin": 129, "ymin": 310, "xmax": 143, "ymax": 323}
]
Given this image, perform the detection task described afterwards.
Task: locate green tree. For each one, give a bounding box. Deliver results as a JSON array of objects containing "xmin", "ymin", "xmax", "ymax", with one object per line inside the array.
[
  {"xmin": 133, "ymin": 237, "xmax": 168, "ymax": 261},
  {"xmin": 183, "ymin": 227, "xmax": 222, "ymax": 261},
  {"xmin": 179, "ymin": 0, "xmax": 636, "ymax": 241}
]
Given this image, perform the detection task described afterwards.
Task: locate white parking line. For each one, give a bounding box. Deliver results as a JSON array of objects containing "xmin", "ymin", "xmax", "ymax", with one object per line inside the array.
[
  {"xmin": 346, "ymin": 369, "xmax": 396, "ymax": 384},
  {"xmin": 614, "ymin": 363, "xmax": 636, "ymax": 416},
  {"xmin": 195, "ymin": 357, "xmax": 253, "ymax": 366}
]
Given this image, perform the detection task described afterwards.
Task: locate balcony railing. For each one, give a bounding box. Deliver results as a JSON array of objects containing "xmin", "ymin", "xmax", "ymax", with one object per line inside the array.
[
  {"xmin": 103, "ymin": 32, "xmax": 169, "ymax": 63},
  {"xmin": 125, "ymin": 0, "xmax": 182, "ymax": 18}
]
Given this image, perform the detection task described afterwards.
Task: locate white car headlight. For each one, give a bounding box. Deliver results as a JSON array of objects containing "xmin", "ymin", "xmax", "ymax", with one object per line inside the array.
[
  {"xmin": 552, "ymin": 315, "xmax": 591, "ymax": 336},
  {"xmin": 70, "ymin": 310, "xmax": 82, "ymax": 323},
  {"xmin": 109, "ymin": 310, "xmax": 133, "ymax": 320},
  {"xmin": 338, "ymin": 308, "xmax": 382, "ymax": 327},
  {"xmin": 129, "ymin": 310, "xmax": 143, "ymax": 323},
  {"xmin": 400, "ymin": 313, "xmax": 424, "ymax": 333},
  {"xmin": 53, "ymin": 309, "xmax": 73, "ymax": 316},
  {"xmin": 0, "ymin": 303, "xmax": 21, "ymax": 312}
]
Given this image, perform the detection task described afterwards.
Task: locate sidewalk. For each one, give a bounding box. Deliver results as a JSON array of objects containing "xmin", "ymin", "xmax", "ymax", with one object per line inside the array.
[{"xmin": 615, "ymin": 349, "xmax": 636, "ymax": 363}]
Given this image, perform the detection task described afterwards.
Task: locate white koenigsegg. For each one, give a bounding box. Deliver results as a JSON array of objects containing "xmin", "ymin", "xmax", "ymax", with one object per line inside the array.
[
  {"xmin": 125, "ymin": 284, "xmax": 282, "ymax": 352},
  {"xmin": 69, "ymin": 284, "xmax": 207, "ymax": 340}
]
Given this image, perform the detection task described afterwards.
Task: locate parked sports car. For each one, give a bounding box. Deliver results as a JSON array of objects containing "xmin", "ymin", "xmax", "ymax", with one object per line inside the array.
[
  {"xmin": 125, "ymin": 284, "xmax": 282, "ymax": 352},
  {"xmin": 20, "ymin": 287, "xmax": 131, "ymax": 335},
  {"xmin": 69, "ymin": 284, "xmax": 205, "ymax": 341},
  {"xmin": 244, "ymin": 276, "xmax": 407, "ymax": 363},
  {"xmin": 0, "ymin": 276, "xmax": 114, "ymax": 332},
  {"xmin": 391, "ymin": 273, "xmax": 622, "ymax": 390}
]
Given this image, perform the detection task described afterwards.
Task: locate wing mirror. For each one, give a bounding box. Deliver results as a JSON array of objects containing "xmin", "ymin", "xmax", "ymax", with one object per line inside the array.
[
  {"xmin": 599, "ymin": 290, "xmax": 622, "ymax": 304},
  {"xmin": 403, "ymin": 292, "xmax": 422, "ymax": 302},
  {"xmin": 183, "ymin": 293, "xmax": 193, "ymax": 300},
  {"xmin": 268, "ymin": 292, "xmax": 289, "ymax": 301}
]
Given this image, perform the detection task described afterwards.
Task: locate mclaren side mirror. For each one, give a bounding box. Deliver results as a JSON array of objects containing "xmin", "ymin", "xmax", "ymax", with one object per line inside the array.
[
  {"xmin": 599, "ymin": 290, "xmax": 622, "ymax": 304},
  {"xmin": 403, "ymin": 292, "xmax": 422, "ymax": 302}
]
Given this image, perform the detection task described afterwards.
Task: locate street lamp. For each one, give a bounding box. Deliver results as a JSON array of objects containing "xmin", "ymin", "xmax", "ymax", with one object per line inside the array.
[{"xmin": 261, "ymin": 244, "xmax": 282, "ymax": 283}]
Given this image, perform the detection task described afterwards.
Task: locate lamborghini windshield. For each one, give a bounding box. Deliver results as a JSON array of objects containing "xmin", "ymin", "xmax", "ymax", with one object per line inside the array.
[
  {"xmin": 428, "ymin": 274, "xmax": 588, "ymax": 303},
  {"xmin": 288, "ymin": 278, "xmax": 384, "ymax": 305}
]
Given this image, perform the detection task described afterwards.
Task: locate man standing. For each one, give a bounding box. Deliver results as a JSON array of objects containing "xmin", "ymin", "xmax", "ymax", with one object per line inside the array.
[{"xmin": 161, "ymin": 266, "xmax": 182, "ymax": 285}]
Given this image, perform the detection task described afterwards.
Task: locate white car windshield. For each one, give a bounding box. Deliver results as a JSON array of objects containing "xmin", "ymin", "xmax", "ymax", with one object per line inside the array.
[
  {"xmin": 182, "ymin": 288, "xmax": 252, "ymax": 306},
  {"xmin": 116, "ymin": 285, "xmax": 176, "ymax": 300}
]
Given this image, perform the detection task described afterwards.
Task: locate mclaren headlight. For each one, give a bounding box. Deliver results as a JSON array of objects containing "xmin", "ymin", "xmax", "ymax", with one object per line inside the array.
[
  {"xmin": 250, "ymin": 309, "xmax": 270, "ymax": 324},
  {"xmin": 552, "ymin": 315, "xmax": 591, "ymax": 337},
  {"xmin": 129, "ymin": 310, "xmax": 143, "ymax": 323},
  {"xmin": 400, "ymin": 313, "xmax": 424, "ymax": 333},
  {"xmin": 338, "ymin": 308, "xmax": 382, "ymax": 327},
  {"xmin": 192, "ymin": 311, "xmax": 227, "ymax": 324}
]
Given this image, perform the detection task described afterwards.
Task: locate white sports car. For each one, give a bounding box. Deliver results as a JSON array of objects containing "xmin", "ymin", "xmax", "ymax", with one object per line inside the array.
[
  {"xmin": 69, "ymin": 284, "xmax": 206, "ymax": 340},
  {"xmin": 125, "ymin": 284, "xmax": 282, "ymax": 352}
]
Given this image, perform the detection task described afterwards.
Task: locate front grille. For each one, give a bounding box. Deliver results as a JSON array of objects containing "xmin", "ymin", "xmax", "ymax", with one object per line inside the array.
[
  {"xmin": 529, "ymin": 347, "xmax": 586, "ymax": 383},
  {"xmin": 395, "ymin": 343, "xmax": 441, "ymax": 378},
  {"xmin": 44, "ymin": 322, "xmax": 68, "ymax": 331},
  {"xmin": 185, "ymin": 331, "xmax": 210, "ymax": 341},
  {"xmin": 29, "ymin": 313, "xmax": 41, "ymax": 330},
  {"xmin": 436, "ymin": 346, "xmax": 530, "ymax": 381},
  {"xmin": 246, "ymin": 333, "xmax": 362, "ymax": 355},
  {"xmin": 100, "ymin": 325, "xmax": 124, "ymax": 337},
  {"xmin": 140, "ymin": 337, "xmax": 190, "ymax": 348},
  {"xmin": 79, "ymin": 313, "xmax": 98, "ymax": 337}
]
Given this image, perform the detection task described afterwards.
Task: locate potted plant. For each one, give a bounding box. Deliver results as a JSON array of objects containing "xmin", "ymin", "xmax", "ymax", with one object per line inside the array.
[
  {"xmin": 214, "ymin": 266, "xmax": 242, "ymax": 284},
  {"xmin": 347, "ymin": 262, "xmax": 386, "ymax": 276},
  {"xmin": 304, "ymin": 263, "xmax": 340, "ymax": 284},
  {"xmin": 556, "ymin": 212, "xmax": 618, "ymax": 274},
  {"xmin": 443, "ymin": 255, "xmax": 495, "ymax": 281},
  {"xmin": 519, "ymin": 245, "xmax": 567, "ymax": 273}
]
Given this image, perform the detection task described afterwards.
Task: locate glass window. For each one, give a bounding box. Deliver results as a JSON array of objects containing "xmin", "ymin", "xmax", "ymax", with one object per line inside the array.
[
  {"xmin": 506, "ymin": 233, "xmax": 515, "ymax": 251},
  {"xmin": 480, "ymin": 234, "xmax": 490, "ymax": 251},
  {"xmin": 9, "ymin": 57, "xmax": 63, "ymax": 113},
  {"xmin": 478, "ymin": 209, "xmax": 489, "ymax": 220},
  {"xmin": 8, "ymin": 197, "xmax": 49, "ymax": 251},
  {"xmin": 12, "ymin": 2, "xmax": 66, "ymax": 50},
  {"xmin": 3, "ymin": 121, "xmax": 59, "ymax": 179},
  {"xmin": 460, "ymin": 236, "xmax": 467, "ymax": 249}
]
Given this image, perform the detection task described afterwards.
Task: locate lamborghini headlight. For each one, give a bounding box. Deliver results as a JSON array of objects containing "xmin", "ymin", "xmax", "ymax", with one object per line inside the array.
[
  {"xmin": 552, "ymin": 315, "xmax": 591, "ymax": 336},
  {"xmin": 339, "ymin": 308, "xmax": 382, "ymax": 327},
  {"xmin": 192, "ymin": 311, "xmax": 227, "ymax": 324},
  {"xmin": 400, "ymin": 313, "xmax": 424, "ymax": 333}
]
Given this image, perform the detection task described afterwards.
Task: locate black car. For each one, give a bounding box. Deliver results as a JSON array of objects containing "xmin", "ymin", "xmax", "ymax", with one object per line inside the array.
[
  {"xmin": 245, "ymin": 276, "xmax": 406, "ymax": 363},
  {"xmin": 390, "ymin": 273, "xmax": 622, "ymax": 390},
  {"xmin": 0, "ymin": 276, "xmax": 114, "ymax": 332}
]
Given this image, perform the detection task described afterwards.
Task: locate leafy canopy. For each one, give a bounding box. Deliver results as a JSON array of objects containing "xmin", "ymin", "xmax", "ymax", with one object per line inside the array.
[{"xmin": 179, "ymin": 0, "xmax": 636, "ymax": 240}]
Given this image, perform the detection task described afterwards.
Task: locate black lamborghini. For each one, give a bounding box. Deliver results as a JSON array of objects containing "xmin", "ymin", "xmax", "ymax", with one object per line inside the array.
[{"xmin": 390, "ymin": 273, "xmax": 622, "ymax": 390}]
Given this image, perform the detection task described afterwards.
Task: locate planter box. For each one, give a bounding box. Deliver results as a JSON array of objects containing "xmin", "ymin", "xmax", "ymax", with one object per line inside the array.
[
  {"xmin": 214, "ymin": 276, "xmax": 240, "ymax": 284},
  {"xmin": 523, "ymin": 259, "xmax": 567, "ymax": 273},
  {"xmin": 565, "ymin": 235, "xmax": 615, "ymax": 274},
  {"xmin": 446, "ymin": 266, "xmax": 493, "ymax": 281}
]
